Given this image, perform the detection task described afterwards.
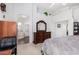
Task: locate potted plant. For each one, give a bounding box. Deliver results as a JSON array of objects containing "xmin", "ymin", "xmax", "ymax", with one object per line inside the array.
[{"xmin": 43, "ymin": 11, "xmax": 48, "ymax": 16}]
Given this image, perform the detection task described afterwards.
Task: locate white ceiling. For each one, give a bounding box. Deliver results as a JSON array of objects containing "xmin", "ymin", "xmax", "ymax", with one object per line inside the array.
[{"xmin": 36, "ymin": 3, "xmax": 79, "ymax": 13}]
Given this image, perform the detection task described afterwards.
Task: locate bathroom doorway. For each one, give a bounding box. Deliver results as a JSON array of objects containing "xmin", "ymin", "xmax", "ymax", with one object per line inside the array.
[{"xmin": 17, "ymin": 14, "xmax": 29, "ymax": 44}]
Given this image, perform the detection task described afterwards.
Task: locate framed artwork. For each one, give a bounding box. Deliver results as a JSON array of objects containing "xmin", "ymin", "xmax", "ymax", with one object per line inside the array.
[{"xmin": 57, "ymin": 24, "xmax": 61, "ymax": 28}]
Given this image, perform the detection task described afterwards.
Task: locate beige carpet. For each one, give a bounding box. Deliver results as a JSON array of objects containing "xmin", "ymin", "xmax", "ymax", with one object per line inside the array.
[{"xmin": 17, "ymin": 43, "xmax": 42, "ymax": 55}]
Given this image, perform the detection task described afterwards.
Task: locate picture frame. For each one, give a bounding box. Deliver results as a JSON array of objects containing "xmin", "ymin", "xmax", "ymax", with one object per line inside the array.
[{"xmin": 57, "ymin": 24, "xmax": 61, "ymax": 28}]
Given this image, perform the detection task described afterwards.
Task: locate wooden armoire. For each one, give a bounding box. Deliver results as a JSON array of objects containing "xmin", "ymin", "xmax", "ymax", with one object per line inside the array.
[
  {"xmin": 33, "ymin": 20, "xmax": 51, "ymax": 44},
  {"xmin": 0, "ymin": 21, "xmax": 16, "ymax": 38},
  {"xmin": 0, "ymin": 21, "xmax": 17, "ymax": 55}
]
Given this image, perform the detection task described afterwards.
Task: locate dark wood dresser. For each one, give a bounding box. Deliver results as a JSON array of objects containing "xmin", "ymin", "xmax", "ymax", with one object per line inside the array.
[
  {"xmin": 33, "ymin": 31, "xmax": 51, "ymax": 44},
  {"xmin": 33, "ymin": 20, "xmax": 51, "ymax": 44}
]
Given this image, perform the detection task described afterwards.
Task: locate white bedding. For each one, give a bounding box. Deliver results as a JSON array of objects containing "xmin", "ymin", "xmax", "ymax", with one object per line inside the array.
[{"xmin": 42, "ymin": 36, "xmax": 79, "ymax": 55}]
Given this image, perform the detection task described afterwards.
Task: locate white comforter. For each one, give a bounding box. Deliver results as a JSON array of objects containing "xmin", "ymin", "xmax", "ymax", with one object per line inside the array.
[{"xmin": 42, "ymin": 36, "xmax": 79, "ymax": 55}]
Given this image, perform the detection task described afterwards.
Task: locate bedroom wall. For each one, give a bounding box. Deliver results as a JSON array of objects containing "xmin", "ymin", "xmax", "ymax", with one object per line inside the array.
[
  {"xmin": 32, "ymin": 4, "xmax": 53, "ymax": 40},
  {"xmin": 0, "ymin": 11, "xmax": 5, "ymax": 19},
  {"xmin": 51, "ymin": 6, "xmax": 79, "ymax": 38},
  {"xmin": 32, "ymin": 5, "xmax": 75, "ymax": 39},
  {"xmin": 0, "ymin": 3, "xmax": 16, "ymax": 21},
  {"xmin": 32, "ymin": 6, "xmax": 75, "ymax": 39},
  {"xmin": 0, "ymin": 3, "xmax": 33, "ymax": 43},
  {"xmin": 10, "ymin": 3, "xmax": 33, "ymax": 43},
  {"xmin": 33, "ymin": 13, "xmax": 52, "ymax": 32},
  {"xmin": 1, "ymin": 3, "xmax": 79, "ymax": 43},
  {"xmin": 51, "ymin": 7, "xmax": 74, "ymax": 38},
  {"xmin": 52, "ymin": 6, "xmax": 79, "ymax": 38},
  {"xmin": 72, "ymin": 6, "xmax": 79, "ymax": 22}
]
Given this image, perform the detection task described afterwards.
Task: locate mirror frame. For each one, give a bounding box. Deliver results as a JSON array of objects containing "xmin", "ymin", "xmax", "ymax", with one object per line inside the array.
[{"xmin": 36, "ymin": 20, "xmax": 47, "ymax": 32}]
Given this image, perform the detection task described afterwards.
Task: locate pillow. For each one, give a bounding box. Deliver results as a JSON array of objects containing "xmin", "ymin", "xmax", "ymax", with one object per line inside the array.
[{"xmin": 0, "ymin": 37, "xmax": 16, "ymax": 50}]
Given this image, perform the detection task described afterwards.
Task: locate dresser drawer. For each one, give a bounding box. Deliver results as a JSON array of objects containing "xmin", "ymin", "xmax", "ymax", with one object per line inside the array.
[{"xmin": 33, "ymin": 31, "xmax": 51, "ymax": 44}]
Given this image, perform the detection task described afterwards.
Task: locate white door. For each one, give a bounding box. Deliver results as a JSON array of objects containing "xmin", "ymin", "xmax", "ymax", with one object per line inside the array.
[{"xmin": 55, "ymin": 22, "xmax": 68, "ymax": 38}]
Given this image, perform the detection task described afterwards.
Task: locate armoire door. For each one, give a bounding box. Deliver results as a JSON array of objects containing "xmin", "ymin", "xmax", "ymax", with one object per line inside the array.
[
  {"xmin": 0, "ymin": 21, "xmax": 16, "ymax": 38},
  {"xmin": 0, "ymin": 21, "xmax": 3, "ymax": 38},
  {"xmin": 2, "ymin": 21, "xmax": 8, "ymax": 37},
  {"xmin": 7, "ymin": 22, "xmax": 16, "ymax": 37}
]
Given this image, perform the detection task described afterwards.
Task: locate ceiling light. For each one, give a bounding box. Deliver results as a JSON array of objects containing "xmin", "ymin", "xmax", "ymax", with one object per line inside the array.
[{"xmin": 18, "ymin": 22, "xmax": 21, "ymax": 26}]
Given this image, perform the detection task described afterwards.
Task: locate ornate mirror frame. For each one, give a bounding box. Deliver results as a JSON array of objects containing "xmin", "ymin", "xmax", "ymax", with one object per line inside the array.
[{"xmin": 36, "ymin": 20, "xmax": 47, "ymax": 32}]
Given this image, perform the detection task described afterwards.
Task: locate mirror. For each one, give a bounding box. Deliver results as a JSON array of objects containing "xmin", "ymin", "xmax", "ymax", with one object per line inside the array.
[{"xmin": 36, "ymin": 20, "xmax": 47, "ymax": 32}]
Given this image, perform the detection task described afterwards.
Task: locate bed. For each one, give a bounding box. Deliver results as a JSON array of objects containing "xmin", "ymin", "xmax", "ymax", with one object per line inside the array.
[
  {"xmin": 42, "ymin": 36, "xmax": 79, "ymax": 55},
  {"xmin": 0, "ymin": 37, "xmax": 16, "ymax": 55}
]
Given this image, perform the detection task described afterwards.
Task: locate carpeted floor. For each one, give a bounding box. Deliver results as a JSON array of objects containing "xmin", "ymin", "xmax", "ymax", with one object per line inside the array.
[
  {"xmin": 17, "ymin": 43, "xmax": 42, "ymax": 55},
  {"xmin": 17, "ymin": 37, "xmax": 29, "ymax": 44}
]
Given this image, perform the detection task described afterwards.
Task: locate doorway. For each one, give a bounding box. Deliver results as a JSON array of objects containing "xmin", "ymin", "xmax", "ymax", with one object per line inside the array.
[
  {"xmin": 55, "ymin": 21, "xmax": 68, "ymax": 38},
  {"xmin": 17, "ymin": 14, "xmax": 29, "ymax": 44}
]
